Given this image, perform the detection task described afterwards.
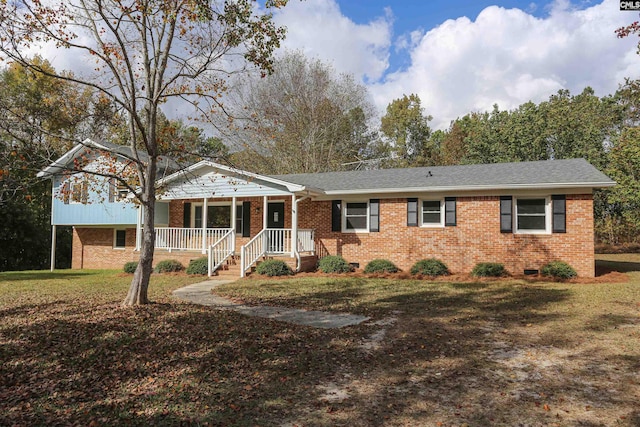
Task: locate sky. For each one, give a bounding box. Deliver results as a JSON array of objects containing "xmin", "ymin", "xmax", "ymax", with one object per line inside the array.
[{"xmin": 268, "ymin": 0, "xmax": 640, "ymax": 129}]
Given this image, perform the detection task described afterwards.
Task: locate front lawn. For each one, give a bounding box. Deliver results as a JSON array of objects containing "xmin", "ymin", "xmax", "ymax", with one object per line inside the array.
[{"xmin": 1, "ymin": 261, "xmax": 639, "ymax": 426}]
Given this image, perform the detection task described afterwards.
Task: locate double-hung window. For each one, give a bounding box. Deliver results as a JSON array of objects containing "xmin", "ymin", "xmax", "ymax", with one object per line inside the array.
[
  {"xmin": 114, "ymin": 229, "xmax": 126, "ymax": 249},
  {"xmin": 343, "ymin": 202, "xmax": 368, "ymax": 232},
  {"xmin": 193, "ymin": 204, "xmax": 232, "ymax": 229},
  {"xmin": 64, "ymin": 178, "xmax": 88, "ymax": 204},
  {"xmin": 515, "ymin": 197, "xmax": 550, "ymax": 233},
  {"xmin": 421, "ymin": 200, "xmax": 443, "ymax": 227}
]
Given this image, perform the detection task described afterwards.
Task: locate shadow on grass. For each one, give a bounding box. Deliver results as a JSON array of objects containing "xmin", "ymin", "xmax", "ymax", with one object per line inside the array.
[
  {"xmin": 1, "ymin": 280, "xmax": 637, "ymax": 426},
  {"xmin": 596, "ymin": 259, "xmax": 640, "ymax": 275},
  {"xmin": 0, "ymin": 271, "xmax": 92, "ymax": 282}
]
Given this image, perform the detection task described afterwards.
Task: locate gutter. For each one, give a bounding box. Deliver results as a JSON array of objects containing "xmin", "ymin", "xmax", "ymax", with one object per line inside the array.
[{"xmin": 320, "ymin": 181, "xmax": 616, "ymax": 196}]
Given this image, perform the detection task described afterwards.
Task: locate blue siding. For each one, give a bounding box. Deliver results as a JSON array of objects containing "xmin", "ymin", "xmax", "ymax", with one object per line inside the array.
[
  {"xmin": 52, "ymin": 176, "xmax": 138, "ymax": 225},
  {"xmin": 51, "ymin": 176, "xmax": 168, "ymax": 227}
]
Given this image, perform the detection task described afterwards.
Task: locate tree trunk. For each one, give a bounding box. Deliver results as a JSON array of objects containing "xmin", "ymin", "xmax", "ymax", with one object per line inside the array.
[{"xmin": 123, "ymin": 163, "xmax": 157, "ymax": 306}]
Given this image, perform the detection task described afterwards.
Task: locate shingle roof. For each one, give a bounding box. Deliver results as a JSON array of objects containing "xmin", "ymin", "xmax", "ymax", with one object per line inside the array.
[{"xmin": 271, "ymin": 158, "xmax": 614, "ymax": 194}]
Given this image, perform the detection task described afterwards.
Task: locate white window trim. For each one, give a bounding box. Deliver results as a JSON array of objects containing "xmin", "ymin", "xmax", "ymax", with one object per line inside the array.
[
  {"xmin": 420, "ymin": 199, "xmax": 445, "ymax": 228},
  {"xmin": 192, "ymin": 202, "xmax": 234, "ymax": 229},
  {"xmin": 113, "ymin": 229, "xmax": 126, "ymax": 250},
  {"xmin": 514, "ymin": 196, "xmax": 551, "ymax": 234},
  {"xmin": 69, "ymin": 179, "xmax": 87, "ymax": 205},
  {"xmin": 342, "ymin": 200, "xmax": 369, "ymax": 233}
]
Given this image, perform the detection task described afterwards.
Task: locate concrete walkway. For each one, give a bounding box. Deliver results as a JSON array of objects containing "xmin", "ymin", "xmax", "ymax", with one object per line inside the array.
[{"xmin": 172, "ymin": 280, "xmax": 370, "ymax": 329}]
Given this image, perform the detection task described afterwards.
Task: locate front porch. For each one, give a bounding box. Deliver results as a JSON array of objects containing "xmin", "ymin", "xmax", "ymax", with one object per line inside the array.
[
  {"xmin": 150, "ymin": 225, "xmax": 315, "ymax": 277},
  {"xmin": 134, "ymin": 161, "xmax": 321, "ymax": 277}
]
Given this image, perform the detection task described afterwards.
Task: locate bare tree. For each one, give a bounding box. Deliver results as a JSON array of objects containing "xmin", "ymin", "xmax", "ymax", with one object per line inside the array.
[
  {"xmin": 0, "ymin": 0, "xmax": 288, "ymax": 305},
  {"xmin": 222, "ymin": 51, "xmax": 376, "ymax": 174}
]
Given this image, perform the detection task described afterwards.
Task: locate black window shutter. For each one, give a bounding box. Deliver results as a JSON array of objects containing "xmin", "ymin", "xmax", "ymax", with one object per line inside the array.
[
  {"xmin": 500, "ymin": 196, "xmax": 513, "ymax": 233},
  {"xmin": 445, "ymin": 197, "xmax": 456, "ymax": 226},
  {"xmin": 407, "ymin": 198, "xmax": 418, "ymax": 227},
  {"xmin": 331, "ymin": 200, "xmax": 341, "ymax": 232},
  {"xmin": 370, "ymin": 199, "xmax": 380, "ymax": 232},
  {"xmin": 242, "ymin": 201, "xmax": 251, "ymax": 237},
  {"xmin": 183, "ymin": 202, "xmax": 191, "ymax": 228},
  {"xmin": 552, "ymin": 195, "xmax": 566, "ymax": 233}
]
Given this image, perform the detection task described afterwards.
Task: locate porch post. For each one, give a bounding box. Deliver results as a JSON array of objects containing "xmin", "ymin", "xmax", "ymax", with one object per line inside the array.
[
  {"xmin": 231, "ymin": 196, "xmax": 237, "ymax": 253},
  {"xmin": 263, "ymin": 196, "xmax": 268, "ymax": 229},
  {"xmin": 50, "ymin": 224, "xmax": 56, "ymax": 271},
  {"xmin": 202, "ymin": 197, "xmax": 208, "ymax": 254},
  {"xmin": 291, "ymin": 194, "xmax": 297, "ymax": 258},
  {"xmin": 135, "ymin": 205, "xmax": 143, "ymax": 251}
]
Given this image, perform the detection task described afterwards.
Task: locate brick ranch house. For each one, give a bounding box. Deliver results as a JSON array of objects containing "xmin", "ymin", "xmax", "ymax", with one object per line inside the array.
[{"xmin": 39, "ymin": 139, "xmax": 615, "ymax": 277}]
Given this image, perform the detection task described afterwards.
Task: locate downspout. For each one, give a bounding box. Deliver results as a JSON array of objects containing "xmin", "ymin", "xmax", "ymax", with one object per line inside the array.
[
  {"xmin": 293, "ymin": 194, "xmax": 311, "ymax": 273},
  {"xmin": 50, "ymin": 179, "xmax": 56, "ymax": 271}
]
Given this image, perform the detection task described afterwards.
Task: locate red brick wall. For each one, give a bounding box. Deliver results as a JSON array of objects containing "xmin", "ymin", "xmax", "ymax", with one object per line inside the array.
[
  {"xmin": 297, "ymin": 195, "xmax": 595, "ymax": 277},
  {"xmin": 71, "ymin": 194, "xmax": 596, "ymax": 277}
]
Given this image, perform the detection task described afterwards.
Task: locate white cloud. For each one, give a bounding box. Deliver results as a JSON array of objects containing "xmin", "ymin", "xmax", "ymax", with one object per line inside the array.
[
  {"xmin": 273, "ymin": 0, "xmax": 393, "ymax": 83},
  {"xmin": 370, "ymin": 0, "xmax": 640, "ymax": 129}
]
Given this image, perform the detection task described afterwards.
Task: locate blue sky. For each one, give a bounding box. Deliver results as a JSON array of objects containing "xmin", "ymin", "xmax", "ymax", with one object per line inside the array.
[
  {"xmin": 270, "ymin": 0, "xmax": 639, "ymax": 128},
  {"xmin": 337, "ymin": 0, "xmax": 557, "ymax": 73}
]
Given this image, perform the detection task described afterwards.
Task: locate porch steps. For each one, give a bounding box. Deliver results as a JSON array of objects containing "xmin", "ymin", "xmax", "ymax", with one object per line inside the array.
[{"xmin": 211, "ymin": 255, "xmax": 299, "ymax": 277}]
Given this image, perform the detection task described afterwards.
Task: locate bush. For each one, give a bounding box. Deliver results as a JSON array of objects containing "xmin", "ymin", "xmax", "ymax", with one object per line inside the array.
[
  {"xmin": 123, "ymin": 261, "xmax": 138, "ymax": 274},
  {"xmin": 410, "ymin": 258, "xmax": 449, "ymax": 276},
  {"xmin": 318, "ymin": 255, "xmax": 351, "ymax": 273},
  {"xmin": 154, "ymin": 259, "xmax": 184, "ymax": 273},
  {"xmin": 186, "ymin": 257, "xmax": 208, "ymax": 275},
  {"xmin": 364, "ymin": 259, "xmax": 399, "ymax": 274},
  {"xmin": 256, "ymin": 259, "xmax": 293, "ymax": 276},
  {"xmin": 471, "ymin": 262, "xmax": 506, "ymax": 277},
  {"xmin": 541, "ymin": 261, "xmax": 577, "ymax": 279}
]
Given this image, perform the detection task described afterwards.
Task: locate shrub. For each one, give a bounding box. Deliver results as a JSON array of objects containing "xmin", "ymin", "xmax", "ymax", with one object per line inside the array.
[
  {"xmin": 364, "ymin": 259, "xmax": 399, "ymax": 274},
  {"xmin": 123, "ymin": 261, "xmax": 138, "ymax": 274},
  {"xmin": 541, "ymin": 261, "xmax": 577, "ymax": 279},
  {"xmin": 186, "ymin": 257, "xmax": 208, "ymax": 275},
  {"xmin": 256, "ymin": 259, "xmax": 293, "ymax": 276},
  {"xmin": 471, "ymin": 262, "xmax": 506, "ymax": 277},
  {"xmin": 154, "ymin": 259, "xmax": 184, "ymax": 273},
  {"xmin": 318, "ymin": 255, "xmax": 351, "ymax": 273},
  {"xmin": 410, "ymin": 258, "xmax": 449, "ymax": 276}
]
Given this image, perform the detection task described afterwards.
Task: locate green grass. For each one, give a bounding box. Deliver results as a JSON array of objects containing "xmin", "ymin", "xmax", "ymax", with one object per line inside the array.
[{"xmin": 1, "ymin": 259, "xmax": 639, "ymax": 426}]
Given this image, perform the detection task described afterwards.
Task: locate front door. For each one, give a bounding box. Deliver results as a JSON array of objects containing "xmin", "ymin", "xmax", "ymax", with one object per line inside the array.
[{"xmin": 267, "ymin": 202, "xmax": 285, "ymax": 252}]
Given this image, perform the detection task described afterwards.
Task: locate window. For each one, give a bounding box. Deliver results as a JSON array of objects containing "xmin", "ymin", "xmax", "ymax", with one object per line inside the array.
[
  {"xmin": 114, "ymin": 229, "xmax": 126, "ymax": 248},
  {"xmin": 343, "ymin": 202, "xmax": 368, "ymax": 232},
  {"xmin": 192, "ymin": 203, "xmax": 244, "ymax": 229},
  {"xmin": 109, "ymin": 179, "xmax": 129, "ymax": 202},
  {"xmin": 421, "ymin": 200, "xmax": 443, "ymax": 226},
  {"xmin": 63, "ymin": 179, "xmax": 88, "ymax": 204},
  {"xmin": 207, "ymin": 205, "xmax": 231, "ymax": 228},
  {"xmin": 515, "ymin": 197, "xmax": 550, "ymax": 233}
]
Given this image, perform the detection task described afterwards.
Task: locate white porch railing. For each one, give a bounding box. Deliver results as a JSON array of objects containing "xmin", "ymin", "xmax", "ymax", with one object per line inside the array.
[
  {"xmin": 240, "ymin": 229, "xmax": 267, "ymax": 277},
  {"xmin": 208, "ymin": 229, "xmax": 235, "ymax": 276},
  {"xmin": 154, "ymin": 227, "xmax": 232, "ymax": 251},
  {"xmin": 297, "ymin": 229, "xmax": 315, "ymax": 253},
  {"xmin": 240, "ymin": 228, "xmax": 315, "ymax": 277}
]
